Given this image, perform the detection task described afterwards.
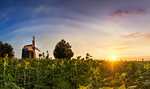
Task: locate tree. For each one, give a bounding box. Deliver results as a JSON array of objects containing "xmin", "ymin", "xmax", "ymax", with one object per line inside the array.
[
  {"xmin": 53, "ymin": 39, "xmax": 74, "ymax": 59},
  {"xmin": 0, "ymin": 41, "xmax": 14, "ymax": 58},
  {"xmin": 85, "ymin": 53, "xmax": 92, "ymax": 60},
  {"xmin": 46, "ymin": 50, "xmax": 49, "ymax": 59},
  {"xmin": 39, "ymin": 53, "xmax": 42, "ymax": 59},
  {"xmin": 42, "ymin": 52, "xmax": 45, "ymax": 59}
]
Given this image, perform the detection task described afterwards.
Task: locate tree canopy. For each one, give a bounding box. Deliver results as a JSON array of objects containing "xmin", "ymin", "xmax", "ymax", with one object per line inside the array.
[
  {"xmin": 53, "ymin": 39, "xmax": 74, "ymax": 59},
  {"xmin": 0, "ymin": 41, "xmax": 14, "ymax": 58}
]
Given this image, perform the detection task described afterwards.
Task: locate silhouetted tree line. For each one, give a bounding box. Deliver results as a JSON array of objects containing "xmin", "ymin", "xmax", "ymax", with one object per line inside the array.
[
  {"xmin": 0, "ymin": 41, "xmax": 14, "ymax": 58},
  {"xmin": 0, "ymin": 39, "xmax": 74, "ymax": 59}
]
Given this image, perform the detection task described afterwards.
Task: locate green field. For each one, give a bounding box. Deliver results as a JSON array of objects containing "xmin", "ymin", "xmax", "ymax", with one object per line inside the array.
[{"xmin": 0, "ymin": 57, "xmax": 150, "ymax": 89}]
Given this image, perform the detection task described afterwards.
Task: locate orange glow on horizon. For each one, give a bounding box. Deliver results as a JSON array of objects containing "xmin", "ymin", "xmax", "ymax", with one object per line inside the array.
[{"xmin": 109, "ymin": 56, "xmax": 118, "ymax": 61}]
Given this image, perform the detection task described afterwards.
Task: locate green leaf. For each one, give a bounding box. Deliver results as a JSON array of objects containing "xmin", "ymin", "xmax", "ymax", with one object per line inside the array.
[
  {"xmin": 127, "ymin": 85, "xmax": 137, "ymax": 89},
  {"xmin": 115, "ymin": 84, "xmax": 126, "ymax": 89},
  {"xmin": 101, "ymin": 87, "xmax": 113, "ymax": 89}
]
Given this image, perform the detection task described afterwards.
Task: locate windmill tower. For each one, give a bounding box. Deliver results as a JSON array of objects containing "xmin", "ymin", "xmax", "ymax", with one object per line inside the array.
[{"xmin": 22, "ymin": 36, "xmax": 40, "ymax": 59}]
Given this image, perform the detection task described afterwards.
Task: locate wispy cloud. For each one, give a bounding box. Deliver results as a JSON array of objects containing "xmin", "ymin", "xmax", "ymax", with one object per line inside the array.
[
  {"xmin": 32, "ymin": 5, "xmax": 58, "ymax": 15},
  {"xmin": 136, "ymin": 9, "xmax": 145, "ymax": 15},
  {"xmin": 109, "ymin": 9, "xmax": 145, "ymax": 17},
  {"xmin": 121, "ymin": 32, "xmax": 150, "ymax": 39},
  {"xmin": 0, "ymin": 8, "xmax": 12, "ymax": 25},
  {"xmin": 114, "ymin": 47, "xmax": 128, "ymax": 50}
]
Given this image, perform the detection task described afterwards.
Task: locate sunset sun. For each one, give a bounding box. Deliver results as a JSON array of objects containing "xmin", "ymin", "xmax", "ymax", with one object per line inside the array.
[{"xmin": 109, "ymin": 56, "xmax": 117, "ymax": 61}]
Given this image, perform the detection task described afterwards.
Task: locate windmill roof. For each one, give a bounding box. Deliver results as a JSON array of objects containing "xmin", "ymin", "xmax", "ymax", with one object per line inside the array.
[
  {"xmin": 25, "ymin": 44, "xmax": 32, "ymax": 46},
  {"xmin": 22, "ymin": 48, "xmax": 28, "ymax": 50}
]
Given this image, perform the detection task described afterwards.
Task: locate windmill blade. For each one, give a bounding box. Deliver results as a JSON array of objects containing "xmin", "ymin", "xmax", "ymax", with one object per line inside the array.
[
  {"xmin": 32, "ymin": 36, "xmax": 35, "ymax": 47},
  {"xmin": 35, "ymin": 47, "xmax": 40, "ymax": 52}
]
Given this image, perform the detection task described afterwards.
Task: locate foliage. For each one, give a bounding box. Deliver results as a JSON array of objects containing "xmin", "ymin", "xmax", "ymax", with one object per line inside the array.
[
  {"xmin": 0, "ymin": 56, "xmax": 150, "ymax": 89},
  {"xmin": 53, "ymin": 39, "xmax": 74, "ymax": 59},
  {"xmin": 0, "ymin": 41, "xmax": 14, "ymax": 58}
]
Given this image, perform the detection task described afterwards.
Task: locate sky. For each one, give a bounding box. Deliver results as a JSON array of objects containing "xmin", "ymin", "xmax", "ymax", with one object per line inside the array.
[{"xmin": 1, "ymin": 0, "xmax": 150, "ymax": 60}]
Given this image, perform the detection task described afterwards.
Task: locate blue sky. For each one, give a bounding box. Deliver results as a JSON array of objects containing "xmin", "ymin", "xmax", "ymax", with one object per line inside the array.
[{"xmin": 1, "ymin": 0, "xmax": 150, "ymax": 60}]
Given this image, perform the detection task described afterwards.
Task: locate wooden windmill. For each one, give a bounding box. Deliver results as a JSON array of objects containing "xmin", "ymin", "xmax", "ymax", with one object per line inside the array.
[{"xmin": 22, "ymin": 36, "xmax": 40, "ymax": 59}]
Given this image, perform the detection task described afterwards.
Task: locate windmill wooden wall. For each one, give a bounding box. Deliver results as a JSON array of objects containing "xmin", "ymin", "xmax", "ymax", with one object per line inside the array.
[
  {"xmin": 22, "ymin": 49, "xmax": 34, "ymax": 59},
  {"xmin": 22, "ymin": 36, "xmax": 40, "ymax": 59}
]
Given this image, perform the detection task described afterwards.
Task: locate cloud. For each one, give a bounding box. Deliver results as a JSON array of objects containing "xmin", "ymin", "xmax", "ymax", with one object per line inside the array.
[
  {"xmin": 32, "ymin": 5, "xmax": 57, "ymax": 15},
  {"xmin": 0, "ymin": 8, "xmax": 12, "ymax": 25},
  {"xmin": 114, "ymin": 47, "xmax": 128, "ymax": 50},
  {"xmin": 121, "ymin": 32, "xmax": 150, "ymax": 39},
  {"xmin": 109, "ymin": 9, "xmax": 145, "ymax": 17},
  {"xmin": 136, "ymin": 9, "xmax": 145, "ymax": 15}
]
